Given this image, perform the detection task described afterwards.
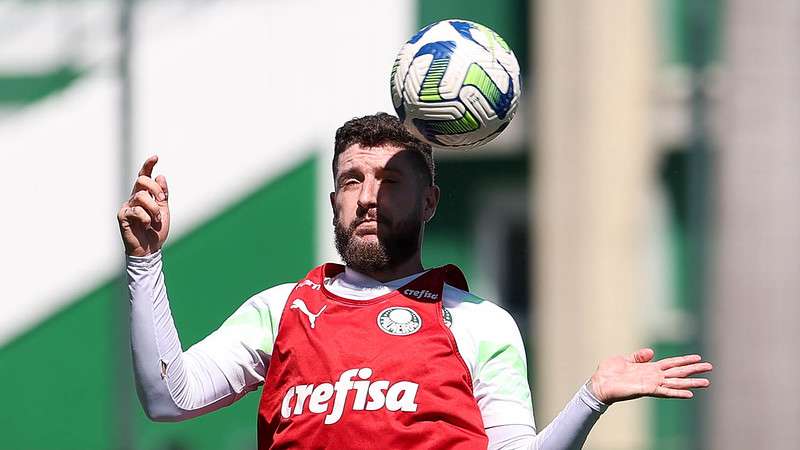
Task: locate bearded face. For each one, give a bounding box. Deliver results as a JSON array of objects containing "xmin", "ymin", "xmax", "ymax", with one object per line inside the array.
[
  {"xmin": 330, "ymin": 143, "xmax": 438, "ymax": 275},
  {"xmin": 333, "ymin": 200, "xmax": 423, "ymax": 273}
]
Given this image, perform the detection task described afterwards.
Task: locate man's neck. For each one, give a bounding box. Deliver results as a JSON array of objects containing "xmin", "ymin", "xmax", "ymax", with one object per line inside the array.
[{"xmin": 358, "ymin": 254, "xmax": 424, "ymax": 283}]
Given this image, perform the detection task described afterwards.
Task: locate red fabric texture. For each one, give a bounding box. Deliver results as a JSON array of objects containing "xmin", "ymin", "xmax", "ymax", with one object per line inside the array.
[{"xmin": 257, "ymin": 263, "xmax": 487, "ymax": 450}]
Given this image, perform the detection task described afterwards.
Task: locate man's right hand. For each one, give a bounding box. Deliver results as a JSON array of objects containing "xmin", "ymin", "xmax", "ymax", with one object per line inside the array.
[{"xmin": 118, "ymin": 155, "xmax": 171, "ymax": 256}]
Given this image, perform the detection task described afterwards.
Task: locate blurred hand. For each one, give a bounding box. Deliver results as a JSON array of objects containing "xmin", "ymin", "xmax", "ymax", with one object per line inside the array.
[
  {"xmin": 117, "ymin": 155, "xmax": 170, "ymax": 256},
  {"xmin": 589, "ymin": 348, "xmax": 712, "ymax": 405}
]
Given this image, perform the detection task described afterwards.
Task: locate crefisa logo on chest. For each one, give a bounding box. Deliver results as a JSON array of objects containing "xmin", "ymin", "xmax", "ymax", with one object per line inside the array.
[{"xmin": 281, "ymin": 368, "xmax": 419, "ymax": 425}]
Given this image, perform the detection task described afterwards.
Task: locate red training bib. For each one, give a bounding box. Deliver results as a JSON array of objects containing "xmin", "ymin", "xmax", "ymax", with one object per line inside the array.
[{"xmin": 257, "ymin": 263, "xmax": 488, "ymax": 449}]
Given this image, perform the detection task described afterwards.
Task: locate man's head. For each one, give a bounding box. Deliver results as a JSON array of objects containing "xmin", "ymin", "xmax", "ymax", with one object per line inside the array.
[{"xmin": 330, "ymin": 113, "xmax": 439, "ymax": 274}]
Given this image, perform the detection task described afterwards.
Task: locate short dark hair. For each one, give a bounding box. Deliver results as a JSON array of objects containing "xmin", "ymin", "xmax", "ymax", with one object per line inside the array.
[{"xmin": 333, "ymin": 113, "xmax": 435, "ymax": 186}]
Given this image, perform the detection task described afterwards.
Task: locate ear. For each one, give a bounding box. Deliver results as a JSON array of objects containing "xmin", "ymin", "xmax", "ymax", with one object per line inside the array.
[{"xmin": 423, "ymin": 184, "xmax": 440, "ymax": 223}]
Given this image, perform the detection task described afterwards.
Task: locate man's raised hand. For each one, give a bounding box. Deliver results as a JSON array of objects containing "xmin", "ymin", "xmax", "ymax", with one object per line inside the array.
[
  {"xmin": 588, "ymin": 348, "xmax": 712, "ymax": 405},
  {"xmin": 117, "ymin": 155, "xmax": 171, "ymax": 256}
]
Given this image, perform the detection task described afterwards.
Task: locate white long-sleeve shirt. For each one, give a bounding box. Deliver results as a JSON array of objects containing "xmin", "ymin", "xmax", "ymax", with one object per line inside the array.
[{"xmin": 128, "ymin": 251, "xmax": 607, "ymax": 449}]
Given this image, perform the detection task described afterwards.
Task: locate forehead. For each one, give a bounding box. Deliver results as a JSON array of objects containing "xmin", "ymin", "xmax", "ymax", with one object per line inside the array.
[{"xmin": 336, "ymin": 143, "xmax": 414, "ymax": 173}]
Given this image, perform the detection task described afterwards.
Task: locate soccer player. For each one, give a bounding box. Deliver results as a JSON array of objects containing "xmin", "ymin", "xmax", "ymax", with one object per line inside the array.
[{"xmin": 119, "ymin": 113, "xmax": 712, "ymax": 449}]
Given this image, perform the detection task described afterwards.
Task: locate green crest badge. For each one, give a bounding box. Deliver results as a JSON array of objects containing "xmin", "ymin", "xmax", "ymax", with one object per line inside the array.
[{"xmin": 377, "ymin": 307, "xmax": 422, "ymax": 336}]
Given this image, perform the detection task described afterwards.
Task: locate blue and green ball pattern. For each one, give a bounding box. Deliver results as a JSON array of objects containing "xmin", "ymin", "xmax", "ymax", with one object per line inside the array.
[{"xmin": 392, "ymin": 19, "xmax": 520, "ymax": 148}]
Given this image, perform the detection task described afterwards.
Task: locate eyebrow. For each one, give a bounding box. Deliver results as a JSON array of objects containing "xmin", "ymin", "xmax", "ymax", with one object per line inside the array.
[
  {"xmin": 336, "ymin": 168, "xmax": 359, "ymax": 181},
  {"xmin": 379, "ymin": 167, "xmax": 404, "ymax": 176}
]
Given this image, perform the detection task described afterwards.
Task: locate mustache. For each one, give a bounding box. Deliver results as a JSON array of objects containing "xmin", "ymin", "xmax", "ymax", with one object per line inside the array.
[{"xmin": 351, "ymin": 210, "xmax": 390, "ymax": 227}]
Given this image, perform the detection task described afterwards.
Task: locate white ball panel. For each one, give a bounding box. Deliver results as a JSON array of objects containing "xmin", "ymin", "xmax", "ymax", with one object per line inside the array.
[
  {"xmin": 402, "ymin": 54, "xmax": 433, "ymax": 103},
  {"xmin": 437, "ymin": 50, "xmax": 473, "ymax": 100},
  {"xmin": 413, "ymin": 101, "xmax": 465, "ymax": 120},
  {"xmin": 460, "ymin": 85, "xmax": 496, "ymax": 124}
]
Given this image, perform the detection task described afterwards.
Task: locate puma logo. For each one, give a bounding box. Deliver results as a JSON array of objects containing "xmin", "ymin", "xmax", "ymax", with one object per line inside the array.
[
  {"xmin": 295, "ymin": 279, "xmax": 321, "ymax": 291},
  {"xmin": 291, "ymin": 299, "xmax": 327, "ymax": 329}
]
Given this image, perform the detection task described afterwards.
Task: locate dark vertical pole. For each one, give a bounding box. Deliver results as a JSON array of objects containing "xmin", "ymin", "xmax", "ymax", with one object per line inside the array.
[{"xmin": 117, "ymin": 0, "xmax": 135, "ymax": 449}]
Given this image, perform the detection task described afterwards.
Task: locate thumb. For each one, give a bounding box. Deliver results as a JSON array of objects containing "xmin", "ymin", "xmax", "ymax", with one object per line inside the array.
[
  {"xmin": 626, "ymin": 348, "xmax": 655, "ymax": 364},
  {"xmin": 155, "ymin": 175, "xmax": 169, "ymax": 203}
]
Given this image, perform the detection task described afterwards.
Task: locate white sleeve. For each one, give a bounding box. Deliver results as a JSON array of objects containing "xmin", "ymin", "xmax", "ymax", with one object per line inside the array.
[
  {"xmin": 485, "ymin": 384, "xmax": 607, "ymax": 450},
  {"xmin": 469, "ymin": 301, "xmax": 607, "ymax": 449},
  {"xmin": 530, "ymin": 384, "xmax": 607, "ymax": 449},
  {"xmin": 127, "ymin": 250, "xmax": 290, "ymax": 422},
  {"xmin": 470, "ymin": 303, "xmax": 537, "ymax": 429}
]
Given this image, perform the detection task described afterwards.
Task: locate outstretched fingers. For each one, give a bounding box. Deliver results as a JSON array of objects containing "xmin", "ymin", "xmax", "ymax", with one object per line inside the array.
[
  {"xmin": 654, "ymin": 355, "xmax": 712, "ymax": 400},
  {"xmin": 664, "ymin": 361, "xmax": 713, "ymax": 378},
  {"xmin": 657, "ymin": 354, "xmax": 703, "ymax": 370},
  {"xmin": 661, "ymin": 377, "xmax": 711, "ymax": 390},
  {"xmin": 653, "ymin": 386, "xmax": 695, "ymax": 399}
]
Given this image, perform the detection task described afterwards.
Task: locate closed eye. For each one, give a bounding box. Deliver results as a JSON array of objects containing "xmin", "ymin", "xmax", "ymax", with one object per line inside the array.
[
  {"xmin": 337, "ymin": 170, "xmax": 362, "ymax": 188},
  {"xmin": 339, "ymin": 178, "xmax": 361, "ymax": 189}
]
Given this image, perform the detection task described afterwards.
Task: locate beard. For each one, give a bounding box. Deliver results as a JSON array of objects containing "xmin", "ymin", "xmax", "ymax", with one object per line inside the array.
[{"xmin": 334, "ymin": 208, "xmax": 422, "ymax": 274}]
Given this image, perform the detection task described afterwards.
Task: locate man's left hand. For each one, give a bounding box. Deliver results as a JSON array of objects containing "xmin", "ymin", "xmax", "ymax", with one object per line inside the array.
[{"xmin": 588, "ymin": 348, "xmax": 712, "ymax": 405}]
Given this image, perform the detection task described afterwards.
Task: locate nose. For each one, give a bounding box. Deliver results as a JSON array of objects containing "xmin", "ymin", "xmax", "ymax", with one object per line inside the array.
[{"xmin": 357, "ymin": 176, "xmax": 379, "ymax": 210}]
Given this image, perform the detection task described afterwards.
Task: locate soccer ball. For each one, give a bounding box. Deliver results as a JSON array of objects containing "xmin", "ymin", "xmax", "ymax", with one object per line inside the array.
[{"xmin": 390, "ymin": 19, "xmax": 521, "ymax": 149}]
